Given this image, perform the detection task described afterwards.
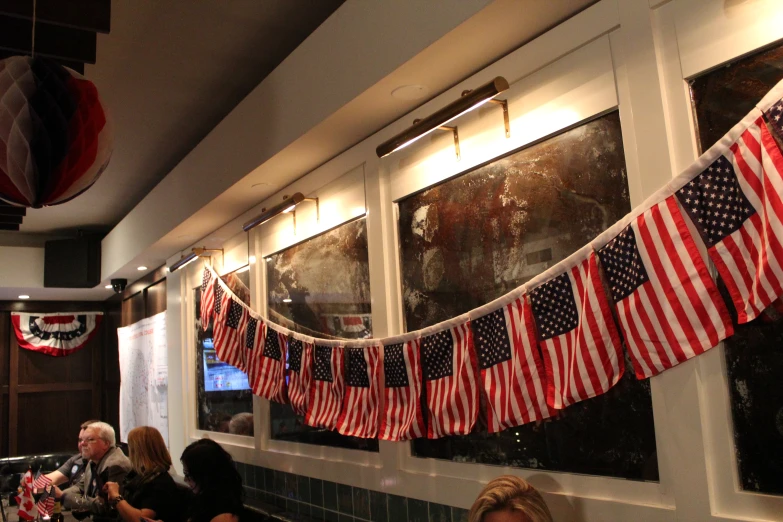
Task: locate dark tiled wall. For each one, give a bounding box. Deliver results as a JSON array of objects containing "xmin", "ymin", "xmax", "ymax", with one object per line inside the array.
[{"xmin": 236, "ymin": 461, "xmax": 469, "ymax": 522}]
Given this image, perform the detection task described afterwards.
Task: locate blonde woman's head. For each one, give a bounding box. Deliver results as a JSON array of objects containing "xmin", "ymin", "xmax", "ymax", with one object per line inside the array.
[
  {"xmin": 468, "ymin": 475, "xmax": 553, "ymax": 522},
  {"xmin": 127, "ymin": 426, "xmax": 171, "ymax": 475}
]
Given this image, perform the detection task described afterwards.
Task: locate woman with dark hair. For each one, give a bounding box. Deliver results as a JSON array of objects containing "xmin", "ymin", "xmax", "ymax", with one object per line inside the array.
[{"xmin": 180, "ymin": 438, "xmax": 244, "ymax": 522}]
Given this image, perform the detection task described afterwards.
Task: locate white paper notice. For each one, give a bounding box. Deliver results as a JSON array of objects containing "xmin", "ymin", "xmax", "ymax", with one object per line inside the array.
[{"xmin": 117, "ymin": 311, "xmax": 168, "ymax": 444}]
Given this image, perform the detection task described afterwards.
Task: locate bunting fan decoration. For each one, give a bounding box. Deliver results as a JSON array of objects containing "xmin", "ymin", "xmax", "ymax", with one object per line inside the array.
[
  {"xmin": 200, "ymin": 77, "xmax": 783, "ymax": 442},
  {"xmin": 12, "ymin": 312, "xmax": 103, "ymax": 356},
  {"xmin": 0, "ymin": 56, "xmax": 112, "ymax": 208}
]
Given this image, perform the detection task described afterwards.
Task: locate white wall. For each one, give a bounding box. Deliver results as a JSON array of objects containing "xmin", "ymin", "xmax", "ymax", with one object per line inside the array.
[{"xmin": 166, "ymin": 0, "xmax": 783, "ymax": 520}]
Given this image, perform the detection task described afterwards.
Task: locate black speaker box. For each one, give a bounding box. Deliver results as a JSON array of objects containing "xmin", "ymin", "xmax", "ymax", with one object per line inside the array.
[{"xmin": 44, "ymin": 236, "xmax": 102, "ymax": 288}]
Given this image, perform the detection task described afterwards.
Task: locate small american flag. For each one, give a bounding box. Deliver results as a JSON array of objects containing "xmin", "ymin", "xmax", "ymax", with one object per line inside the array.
[
  {"xmin": 676, "ymin": 116, "xmax": 783, "ymax": 323},
  {"xmin": 32, "ymin": 469, "xmax": 52, "ymax": 490},
  {"xmin": 336, "ymin": 346, "xmax": 380, "ymax": 438},
  {"xmin": 212, "ymin": 297, "xmax": 247, "ymax": 371},
  {"xmin": 529, "ymin": 252, "xmax": 624, "ymax": 410},
  {"xmin": 764, "ymin": 98, "xmax": 783, "ymax": 142},
  {"xmin": 199, "ymin": 268, "xmax": 215, "ymax": 330},
  {"xmin": 36, "ymin": 484, "xmax": 55, "ymax": 517},
  {"xmin": 305, "ymin": 344, "xmax": 344, "ymax": 430},
  {"xmin": 471, "ymin": 295, "xmax": 551, "ymax": 433},
  {"xmin": 244, "ymin": 315, "xmax": 265, "ymax": 396},
  {"xmin": 287, "ymin": 337, "xmax": 313, "ymax": 416},
  {"xmin": 254, "ymin": 325, "xmax": 288, "ymax": 403},
  {"xmin": 596, "ymin": 198, "xmax": 733, "ymax": 378},
  {"xmin": 213, "ymin": 283, "xmax": 225, "ymax": 317},
  {"xmin": 421, "ymin": 320, "xmax": 478, "ymax": 439},
  {"xmin": 379, "ymin": 337, "xmax": 425, "ymax": 441}
]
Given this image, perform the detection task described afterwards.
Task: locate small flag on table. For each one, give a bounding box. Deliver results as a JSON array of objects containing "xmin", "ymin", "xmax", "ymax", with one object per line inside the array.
[
  {"xmin": 305, "ymin": 344, "xmax": 344, "ymax": 430},
  {"xmin": 596, "ymin": 197, "xmax": 733, "ymax": 379},
  {"xmin": 675, "ymin": 114, "xmax": 783, "ymax": 323},
  {"xmin": 379, "ymin": 336, "xmax": 425, "ymax": 441},
  {"xmin": 336, "ymin": 345, "xmax": 380, "ymax": 438},
  {"xmin": 212, "ymin": 296, "xmax": 248, "ymax": 371},
  {"xmin": 32, "ymin": 468, "xmax": 52, "ymax": 490},
  {"xmin": 253, "ymin": 324, "xmax": 288, "ymax": 404},
  {"xmin": 471, "ymin": 294, "xmax": 551, "ymax": 432},
  {"xmin": 15, "ymin": 468, "xmax": 35, "ymax": 521},
  {"xmin": 529, "ymin": 250, "xmax": 624, "ymax": 410},
  {"xmin": 421, "ymin": 318, "xmax": 479, "ymax": 439},
  {"xmin": 287, "ymin": 337, "xmax": 313, "ymax": 416},
  {"xmin": 36, "ymin": 484, "xmax": 55, "ymax": 517},
  {"xmin": 200, "ymin": 268, "xmax": 216, "ymax": 329}
]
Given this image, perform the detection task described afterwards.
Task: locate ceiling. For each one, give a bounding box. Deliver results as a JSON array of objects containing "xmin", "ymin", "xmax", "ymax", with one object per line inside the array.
[{"xmin": 6, "ymin": 0, "xmax": 344, "ymax": 238}]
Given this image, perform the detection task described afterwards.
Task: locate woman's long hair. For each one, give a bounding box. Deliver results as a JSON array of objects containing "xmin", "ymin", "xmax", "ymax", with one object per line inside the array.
[
  {"xmin": 180, "ymin": 438, "xmax": 243, "ymax": 518},
  {"xmin": 128, "ymin": 426, "xmax": 171, "ymax": 476}
]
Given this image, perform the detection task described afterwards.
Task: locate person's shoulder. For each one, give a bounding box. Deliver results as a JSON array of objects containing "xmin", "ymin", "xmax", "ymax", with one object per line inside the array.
[
  {"xmin": 209, "ymin": 514, "xmax": 239, "ymax": 522},
  {"xmin": 106, "ymin": 447, "xmax": 131, "ymax": 469}
]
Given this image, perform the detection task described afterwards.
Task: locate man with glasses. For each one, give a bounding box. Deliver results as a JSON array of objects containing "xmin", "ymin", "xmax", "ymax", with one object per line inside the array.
[
  {"xmin": 56, "ymin": 422, "xmax": 131, "ymax": 521},
  {"xmin": 37, "ymin": 420, "xmax": 99, "ymax": 491}
]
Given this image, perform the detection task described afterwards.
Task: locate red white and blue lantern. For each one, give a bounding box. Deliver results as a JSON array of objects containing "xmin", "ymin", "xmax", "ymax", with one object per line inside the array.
[{"xmin": 0, "ymin": 55, "xmax": 112, "ymax": 208}]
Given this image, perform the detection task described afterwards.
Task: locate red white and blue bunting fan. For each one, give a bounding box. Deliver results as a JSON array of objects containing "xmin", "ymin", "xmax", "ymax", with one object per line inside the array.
[
  {"xmin": 12, "ymin": 312, "xmax": 103, "ymax": 356},
  {"xmin": 199, "ymin": 76, "xmax": 783, "ymax": 442},
  {"xmin": 0, "ymin": 56, "xmax": 113, "ymax": 208}
]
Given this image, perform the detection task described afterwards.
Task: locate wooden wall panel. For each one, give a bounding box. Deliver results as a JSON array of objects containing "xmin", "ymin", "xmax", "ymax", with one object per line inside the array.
[
  {"xmin": 17, "ymin": 390, "xmax": 92, "ymax": 455},
  {"xmin": 0, "ymin": 313, "xmax": 8, "ymax": 385},
  {"xmin": 17, "ymin": 336, "xmax": 95, "ymax": 385},
  {"xmin": 102, "ymin": 302, "xmax": 121, "ymax": 429},
  {"xmin": 146, "ymin": 279, "xmax": 167, "ymax": 317},
  {"xmin": 1, "ymin": 394, "xmax": 7, "ymax": 457},
  {"xmin": 121, "ymin": 292, "xmax": 145, "ymax": 327}
]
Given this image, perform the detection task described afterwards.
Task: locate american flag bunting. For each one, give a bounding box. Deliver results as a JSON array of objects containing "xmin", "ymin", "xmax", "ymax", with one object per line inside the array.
[
  {"xmin": 421, "ymin": 319, "xmax": 479, "ymax": 439},
  {"xmin": 676, "ymin": 115, "xmax": 783, "ymax": 323},
  {"xmin": 287, "ymin": 337, "xmax": 313, "ymax": 416},
  {"xmin": 471, "ymin": 295, "xmax": 551, "ymax": 432},
  {"xmin": 200, "ymin": 267, "xmax": 215, "ymax": 330},
  {"xmin": 529, "ymin": 251, "xmax": 624, "ymax": 410},
  {"xmin": 253, "ymin": 324, "xmax": 288, "ymax": 403},
  {"xmin": 305, "ymin": 343, "xmax": 344, "ymax": 430},
  {"xmin": 212, "ymin": 295, "xmax": 248, "ymax": 371},
  {"xmin": 379, "ymin": 336, "xmax": 425, "ymax": 441},
  {"xmin": 596, "ymin": 197, "xmax": 733, "ymax": 378},
  {"xmin": 243, "ymin": 315, "xmax": 265, "ymax": 396},
  {"xmin": 336, "ymin": 345, "xmax": 381, "ymax": 438}
]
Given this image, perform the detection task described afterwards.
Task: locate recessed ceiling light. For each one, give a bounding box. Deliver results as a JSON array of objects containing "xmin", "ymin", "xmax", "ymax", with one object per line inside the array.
[
  {"xmin": 105, "ymin": 285, "xmax": 113, "ymax": 289},
  {"xmin": 137, "ymin": 266, "xmax": 147, "ymax": 271},
  {"xmin": 283, "ymin": 298, "xmax": 292, "ymax": 303},
  {"xmin": 391, "ymin": 84, "xmax": 429, "ymax": 101},
  {"xmin": 18, "ymin": 295, "xmax": 29, "ymax": 299}
]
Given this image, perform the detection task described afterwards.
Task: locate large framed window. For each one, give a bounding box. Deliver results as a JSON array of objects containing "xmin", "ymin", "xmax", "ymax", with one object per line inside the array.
[
  {"xmin": 398, "ymin": 111, "xmax": 659, "ymax": 481},
  {"xmin": 689, "ymin": 43, "xmax": 783, "ymax": 495},
  {"xmin": 266, "ymin": 217, "xmax": 379, "ymax": 451},
  {"xmin": 195, "ymin": 267, "xmax": 254, "ymax": 435}
]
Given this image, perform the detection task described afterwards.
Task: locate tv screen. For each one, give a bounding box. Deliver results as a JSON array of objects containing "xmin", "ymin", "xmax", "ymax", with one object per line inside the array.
[{"xmin": 202, "ymin": 337, "xmax": 251, "ymax": 392}]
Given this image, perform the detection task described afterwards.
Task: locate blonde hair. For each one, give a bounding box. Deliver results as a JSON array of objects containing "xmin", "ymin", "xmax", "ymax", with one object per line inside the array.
[
  {"xmin": 127, "ymin": 426, "xmax": 172, "ymax": 475},
  {"xmin": 468, "ymin": 475, "xmax": 553, "ymax": 522}
]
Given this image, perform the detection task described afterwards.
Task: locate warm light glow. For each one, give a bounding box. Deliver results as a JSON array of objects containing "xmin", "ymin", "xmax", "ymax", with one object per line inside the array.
[
  {"xmin": 105, "ymin": 285, "xmax": 112, "ymax": 289},
  {"xmin": 352, "ymin": 206, "xmax": 366, "ymax": 217},
  {"xmin": 282, "ymin": 205, "xmax": 296, "ymax": 214},
  {"xmin": 236, "ymin": 265, "xmax": 250, "ymax": 273},
  {"xmin": 388, "ymin": 97, "xmax": 495, "ymax": 156},
  {"xmin": 283, "ymin": 298, "xmax": 292, "ymax": 303},
  {"xmin": 18, "ymin": 295, "xmax": 29, "ymax": 299},
  {"xmin": 249, "ymin": 255, "xmax": 257, "ymax": 264},
  {"xmin": 174, "ymin": 255, "xmax": 199, "ymax": 271},
  {"xmin": 137, "ymin": 266, "xmax": 147, "ymax": 271}
]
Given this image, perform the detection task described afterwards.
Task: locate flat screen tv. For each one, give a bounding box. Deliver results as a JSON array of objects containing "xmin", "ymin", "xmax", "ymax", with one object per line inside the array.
[{"xmin": 202, "ymin": 337, "xmax": 251, "ymax": 392}]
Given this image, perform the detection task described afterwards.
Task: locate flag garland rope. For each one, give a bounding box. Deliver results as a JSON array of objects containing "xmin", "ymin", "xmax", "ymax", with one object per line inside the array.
[{"xmin": 200, "ymin": 78, "xmax": 783, "ymax": 440}]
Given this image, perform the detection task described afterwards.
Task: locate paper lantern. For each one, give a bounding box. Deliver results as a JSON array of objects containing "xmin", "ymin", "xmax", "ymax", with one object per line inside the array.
[{"xmin": 0, "ymin": 55, "xmax": 112, "ymax": 208}]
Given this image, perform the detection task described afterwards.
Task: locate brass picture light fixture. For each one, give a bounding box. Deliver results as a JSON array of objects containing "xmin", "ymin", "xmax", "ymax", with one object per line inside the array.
[
  {"xmin": 242, "ymin": 192, "xmax": 319, "ymax": 233},
  {"xmin": 168, "ymin": 247, "xmax": 224, "ymax": 273},
  {"xmin": 375, "ymin": 76, "xmax": 510, "ymax": 159}
]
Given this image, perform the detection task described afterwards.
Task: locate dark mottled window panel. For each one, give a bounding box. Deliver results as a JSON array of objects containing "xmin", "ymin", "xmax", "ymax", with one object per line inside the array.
[
  {"xmin": 195, "ymin": 267, "xmax": 253, "ymax": 433},
  {"xmin": 398, "ymin": 111, "xmax": 658, "ymax": 481},
  {"xmin": 690, "ymin": 43, "xmax": 783, "ymax": 495},
  {"xmin": 266, "ymin": 218, "xmax": 378, "ymax": 452}
]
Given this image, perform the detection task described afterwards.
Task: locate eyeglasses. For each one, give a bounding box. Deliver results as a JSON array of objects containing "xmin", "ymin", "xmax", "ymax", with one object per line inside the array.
[{"xmin": 78, "ymin": 437, "xmax": 100, "ymax": 445}]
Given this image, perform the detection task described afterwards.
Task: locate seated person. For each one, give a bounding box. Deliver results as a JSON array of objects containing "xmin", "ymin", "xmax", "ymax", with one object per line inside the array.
[
  {"xmin": 57, "ymin": 422, "xmax": 131, "ymax": 521},
  {"xmin": 181, "ymin": 438, "xmax": 244, "ymax": 522},
  {"xmin": 468, "ymin": 475, "xmax": 553, "ymax": 522},
  {"xmin": 228, "ymin": 412, "xmax": 253, "ymax": 436},
  {"xmin": 40, "ymin": 420, "xmax": 99, "ymax": 491},
  {"xmin": 104, "ymin": 426, "xmax": 187, "ymax": 522}
]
